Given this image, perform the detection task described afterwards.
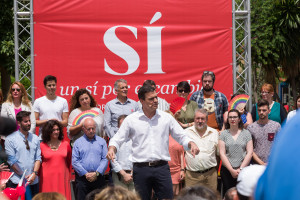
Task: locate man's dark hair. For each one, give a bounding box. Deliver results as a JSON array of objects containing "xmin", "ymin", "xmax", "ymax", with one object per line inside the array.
[
  {"xmin": 43, "ymin": 75, "xmax": 57, "ymax": 86},
  {"xmin": 138, "ymin": 85, "xmax": 155, "ymax": 100},
  {"xmin": 177, "ymin": 185, "xmax": 219, "ymax": 200},
  {"xmin": 201, "ymin": 70, "xmax": 216, "ymax": 83},
  {"xmin": 257, "ymin": 99, "xmax": 269, "ymax": 108},
  {"xmin": 16, "ymin": 111, "xmax": 31, "ymax": 122},
  {"xmin": 143, "ymin": 80, "xmax": 156, "ymax": 88},
  {"xmin": 117, "ymin": 115, "xmax": 127, "ymax": 127}
]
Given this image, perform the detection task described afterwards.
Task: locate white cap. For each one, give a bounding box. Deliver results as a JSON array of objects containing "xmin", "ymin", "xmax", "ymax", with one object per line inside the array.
[{"xmin": 236, "ymin": 165, "xmax": 266, "ymax": 197}]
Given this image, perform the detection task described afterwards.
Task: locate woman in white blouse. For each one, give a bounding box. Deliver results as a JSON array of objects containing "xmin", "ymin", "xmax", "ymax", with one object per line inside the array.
[{"xmin": 1, "ymin": 81, "xmax": 36, "ymax": 133}]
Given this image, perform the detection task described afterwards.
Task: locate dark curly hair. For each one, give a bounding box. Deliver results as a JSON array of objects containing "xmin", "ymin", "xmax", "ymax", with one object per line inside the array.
[
  {"xmin": 69, "ymin": 88, "xmax": 97, "ymax": 112},
  {"xmin": 42, "ymin": 120, "xmax": 64, "ymax": 143},
  {"xmin": 225, "ymin": 109, "xmax": 244, "ymax": 129}
]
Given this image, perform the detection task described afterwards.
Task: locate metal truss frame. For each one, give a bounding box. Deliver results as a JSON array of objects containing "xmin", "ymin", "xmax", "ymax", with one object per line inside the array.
[
  {"xmin": 14, "ymin": 0, "xmax": 34, "ymax": 99},
  {"xmin": 232, "ymin": 0, "xmax": 252, "ymax": 105},
  {"xmin": 14, "ymin": 0, "xmax": 251, "ymax": 103}
]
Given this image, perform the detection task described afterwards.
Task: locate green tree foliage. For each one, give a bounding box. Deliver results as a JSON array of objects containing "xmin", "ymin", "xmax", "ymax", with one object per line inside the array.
[
  {"xmin": 251, "ymin": 0, "xmax": 300, "ymax": 102},
  {"xmin": 0, "ymin": 0, "xmax": 14, "ymax": 98}
]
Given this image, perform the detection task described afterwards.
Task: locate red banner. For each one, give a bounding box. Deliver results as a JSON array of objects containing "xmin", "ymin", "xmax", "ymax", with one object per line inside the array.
[{"xmin": 33, "ymin": 0, "xmax": 232, "ymax": 109}]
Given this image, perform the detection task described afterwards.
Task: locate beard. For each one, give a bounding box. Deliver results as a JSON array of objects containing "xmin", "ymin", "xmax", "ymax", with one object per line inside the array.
[
  {"xmin": 203, "ymin": 86, "xmax": 213, "ymax": 92},
  {"xmin": 195, "ymin": 124, "xmax": 207, "ymax": 132},
  {"xmin": 21, "ymin": 124, "xmax": 31, "ymax": 132}
]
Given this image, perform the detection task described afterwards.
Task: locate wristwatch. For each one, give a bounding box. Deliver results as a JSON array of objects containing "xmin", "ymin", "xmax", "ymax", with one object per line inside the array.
[
  {"xmin": 96, "ymin": 171, "xmax": 100, "ymax": 176},
  {"xmin": 239, "ymin": 167, "xmax": 243, "ymax": 170},
  {"xmin": 33, "ymin": 171, "xmax": 38, "ymax": 175}
]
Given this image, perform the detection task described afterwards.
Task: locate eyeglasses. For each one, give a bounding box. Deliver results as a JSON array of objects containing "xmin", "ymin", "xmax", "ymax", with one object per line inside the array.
[
  {"xmin": 12, "ymin": 88, "xmax": 21, "ymax": 92},
  {"xmin": 178, "ymin": 89, "xmax": 189, "ymax": 93},
  {"xmin": 228, "ymin": 116, "xmax": 239, "ymax": 119},
  {"xmin": 261, "ymin": 91, "xmax": 270, "ymax": 95},
  {"xmin": 24, "ymin": 139, "xmax": 30, "ymax": 150}
]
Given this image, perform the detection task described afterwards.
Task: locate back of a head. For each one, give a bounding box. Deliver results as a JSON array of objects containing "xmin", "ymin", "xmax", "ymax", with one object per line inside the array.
[
  {"xmin": 32, "ymin": 192, "xmax": 66, "ymax": 200},
  {"xmin": 95, "ymin": 186, "xmax": 140, "ymax": 200},
  {"xmin": 224, "ymin": 187, "xmax": 237, "ymax": 200},
  {"xmin": 176, "ymin": 185, "xmax": 218, "ymax": 200}
]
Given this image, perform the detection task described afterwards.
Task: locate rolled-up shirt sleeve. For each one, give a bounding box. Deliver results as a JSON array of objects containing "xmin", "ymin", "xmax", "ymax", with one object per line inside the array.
[
  {"xmin": 5, "ymin": 138, "xmax": 18, "ymax": 166},
  {"xmin": 169, "ymin": 117, "xmax": 192, "ymax": 150},
  {"xmin": 34, "ymin": 139, "xmax": 42, "ymax": 162},
  {"xmin": 110, "ymin": 154, "xmax": 122, "ymax": 173}
]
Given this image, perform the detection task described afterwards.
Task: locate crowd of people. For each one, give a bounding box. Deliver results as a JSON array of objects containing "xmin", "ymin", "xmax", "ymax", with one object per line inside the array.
[{"xmin": 0, "ymin": 71, "xmax": 298, "ymax": 200}]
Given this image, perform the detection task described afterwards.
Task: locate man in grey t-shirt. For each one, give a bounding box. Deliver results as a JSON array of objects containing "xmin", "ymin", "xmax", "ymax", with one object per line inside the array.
[{"xmin": 247, "ymin": 99, "xmax": 281, "ymax": 165}]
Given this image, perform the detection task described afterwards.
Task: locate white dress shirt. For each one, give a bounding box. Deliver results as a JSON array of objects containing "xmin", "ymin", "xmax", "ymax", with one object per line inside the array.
[
  {"xmin": 184, "ymin": 126, "xmax": 219, "ymax": 171},
  {"xmin": 109, "ymin": 109, "xmax": 192, "ymax": 163}
]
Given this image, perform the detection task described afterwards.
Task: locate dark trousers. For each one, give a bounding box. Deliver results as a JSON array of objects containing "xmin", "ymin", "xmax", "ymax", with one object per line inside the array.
[
  {"xmin": 133, "ymin": 163, "xmax": 173, "ymax": 200},
  {"xmin": 220, "ymin": 166, "xmax": 237, "ymax": 196},
  {"xmin": 6, "ymin": 180, "xmax": 39, "ymax": 200},
  {"xmin": 75, "ymin": 173, "xmax": 105, "ymax": 200}
]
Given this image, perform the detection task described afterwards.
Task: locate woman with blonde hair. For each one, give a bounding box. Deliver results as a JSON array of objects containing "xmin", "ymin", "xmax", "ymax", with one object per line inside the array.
[{"xmin": 1, "ymin": 81, "xmax": 36, "ymax": 133}]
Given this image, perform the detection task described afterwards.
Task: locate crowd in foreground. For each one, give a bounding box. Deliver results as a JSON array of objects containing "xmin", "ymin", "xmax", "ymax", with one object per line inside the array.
[{"xmin": 0, "ymin": 71, "xmax": 299, "ymax": 200}]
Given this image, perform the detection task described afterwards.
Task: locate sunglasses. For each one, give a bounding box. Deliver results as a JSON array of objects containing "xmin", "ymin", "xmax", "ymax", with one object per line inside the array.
[
  {"xmin": 178, "ymin": 89, "xmax": 189, "ymax": 93},
  {"xmin": 12, "ymin": 88, "xmax": 21, "ymax": 92},
  {"xmin": 203, "ymin": 71, "xmax": 215, "ymax": 76},
  {"xmin": 24, "ymin": 139, "xmax": 30, "ymax": 150}
]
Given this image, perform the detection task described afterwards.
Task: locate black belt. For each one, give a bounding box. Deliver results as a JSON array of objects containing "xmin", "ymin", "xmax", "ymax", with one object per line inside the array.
[
  {"xmin": 133, "ymin": 160, "xmax": 168, "ymax": 167},
  {"xmin": 188, "ymin": 167, "xmax": 214, "ymax": 174}
]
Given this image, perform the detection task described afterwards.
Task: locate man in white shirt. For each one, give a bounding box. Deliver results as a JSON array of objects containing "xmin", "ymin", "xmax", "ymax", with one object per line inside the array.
[
  {"xmin": 184, "ymin": 108, "xmax": 219, "ymax": 191},
  {"xmin": 33, "ymin": 75, "xmax": 69, "ymax": 137},
  {"xmin": 111, "ymin": 114, "xmax": 134, "ymax": 191},
  {"xmin": 107, "ymin": 85, "xmax": 200, "ymax": 200}
]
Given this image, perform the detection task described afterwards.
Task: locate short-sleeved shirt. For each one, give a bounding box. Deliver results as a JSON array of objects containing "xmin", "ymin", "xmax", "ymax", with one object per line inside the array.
[
  {"xmin": 219, "ymin": 129, "xmax": 252, "ymax": 168},
  {"xmin": 33, "ymin": 96, "xmax": 69, "ymax": 136},
  {"xmin": 247, "ymin": 120, "xmax": 281, "ymax": 163}
]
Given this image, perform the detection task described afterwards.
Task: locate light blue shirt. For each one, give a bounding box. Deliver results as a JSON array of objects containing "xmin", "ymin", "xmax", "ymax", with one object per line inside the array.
[
  {"xmin": 104, "ymin": 98, "xmax": 139, "ymax": 138},
  {"xmin": 5, "ymin": 130, "xmax": 41, "ymax": 185},
  {"xmin": 111, "ymin": 139, "xmax": 133, "ymax": 173},
  {"xmin": 72, "ymin": 134, "xmax": 108, "ymax": 176}
]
